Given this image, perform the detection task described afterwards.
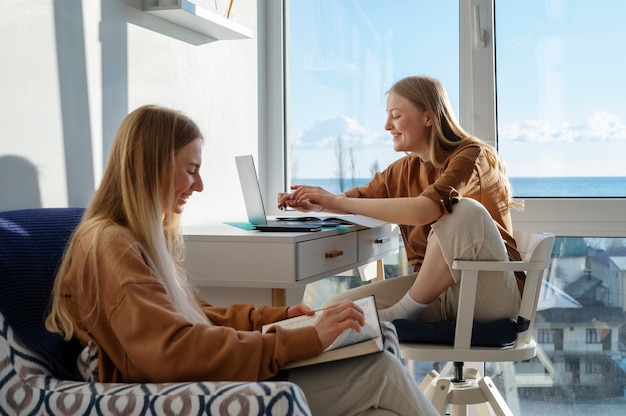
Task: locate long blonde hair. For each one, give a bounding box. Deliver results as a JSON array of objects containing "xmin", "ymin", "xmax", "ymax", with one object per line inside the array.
[
  {"xmin": 46, "ymin": 105, "xmax": 210, "ymax": 340},
  {"xmin": 389, "ymin": 75, "xmax": 521, "ymax": 209}
]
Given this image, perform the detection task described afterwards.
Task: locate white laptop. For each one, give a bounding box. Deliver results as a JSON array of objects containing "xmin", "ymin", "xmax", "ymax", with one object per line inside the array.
[{"xmin": 235, "ymin": 155, "xmax": 342, "ymax": 232}]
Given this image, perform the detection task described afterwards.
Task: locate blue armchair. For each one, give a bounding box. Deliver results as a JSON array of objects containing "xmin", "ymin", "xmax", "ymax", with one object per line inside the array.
[{"xmin": 0, "ymin": 208, "xmax": 311, "ymax": 415}]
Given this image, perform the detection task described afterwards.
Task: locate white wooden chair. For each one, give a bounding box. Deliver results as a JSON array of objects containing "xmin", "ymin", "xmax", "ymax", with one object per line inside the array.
[{"xmin": 398, "ymin": 230, "xmax": 555, "ymax": 416}]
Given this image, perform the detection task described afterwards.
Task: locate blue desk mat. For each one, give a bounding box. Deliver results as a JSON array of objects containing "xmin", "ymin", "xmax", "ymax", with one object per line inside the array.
[{"xmin": 224, "ymin": 221, "xmax": 255, "ymax": 231}]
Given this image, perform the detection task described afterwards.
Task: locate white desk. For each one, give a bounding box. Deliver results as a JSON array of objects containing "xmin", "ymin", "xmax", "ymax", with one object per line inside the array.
[{"xmin": 184, "ymin": 222, "xmax": 399, "ymax": 306}]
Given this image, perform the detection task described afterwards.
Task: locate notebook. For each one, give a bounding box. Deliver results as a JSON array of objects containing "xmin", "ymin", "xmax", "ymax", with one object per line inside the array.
[{"xmin": 235, "ymin": 155, "xmax": 342, "ymax": 232}]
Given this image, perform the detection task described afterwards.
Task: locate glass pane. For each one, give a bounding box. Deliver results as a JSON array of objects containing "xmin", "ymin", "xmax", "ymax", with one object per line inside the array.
[
  {"xmin": 287, "ymin": 0, "xmax": 458, "ymax": 191},
  {"xmin": 495, "ymin": 1, "xmax": 626, "ymax": 197},
  {"xmin": 486, "ymin": 236, "xmax": 626, "ymax": 415}
]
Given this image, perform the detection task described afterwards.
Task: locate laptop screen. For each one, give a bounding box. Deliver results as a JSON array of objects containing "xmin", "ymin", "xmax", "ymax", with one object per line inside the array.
[{"xmin": 235, "ymin": 155, "xmax": 268, "ymax": 225}]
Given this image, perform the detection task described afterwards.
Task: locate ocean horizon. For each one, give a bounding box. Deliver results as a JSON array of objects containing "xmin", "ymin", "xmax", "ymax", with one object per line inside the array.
[{"xmin": 292, "ymin": 176, "xmax": 626, "ymax": 198}]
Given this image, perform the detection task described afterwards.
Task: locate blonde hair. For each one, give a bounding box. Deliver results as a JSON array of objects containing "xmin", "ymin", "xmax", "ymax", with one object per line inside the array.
[
  {"xmin": 46, "ymin": 105, "xmax": 209, "ymax": 340},
  {"xmin": 389, "ymin": 75, "xmax": 521, "ymax": 209}
]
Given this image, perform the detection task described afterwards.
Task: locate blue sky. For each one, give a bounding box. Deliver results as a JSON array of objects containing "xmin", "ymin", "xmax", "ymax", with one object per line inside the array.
[{"xmin": 287, "ymin": 0, "xmax": 626, "ymax": 180}]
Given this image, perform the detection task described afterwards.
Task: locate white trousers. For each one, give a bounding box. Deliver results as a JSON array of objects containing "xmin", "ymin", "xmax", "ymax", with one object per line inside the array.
[
  {"xmin": 288, "ymin": 350, "xmax": 438, "ymax": 416},
  {"xmin": 324, "ymin": 198, "xmax": 520, "ymax": 322}
]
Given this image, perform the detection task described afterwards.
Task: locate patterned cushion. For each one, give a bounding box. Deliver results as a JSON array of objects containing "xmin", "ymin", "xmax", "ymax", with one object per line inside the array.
[
  {"xmin": 381, "ymin": 321, "xmax": 401, "ymax": 358},
  {"xmin": 0, "ymin": 312, "xmax": 312, "ymax": 416},
  {"xmin": 77, "ymin": 341, "xmax": 99, "ymax": 382}
]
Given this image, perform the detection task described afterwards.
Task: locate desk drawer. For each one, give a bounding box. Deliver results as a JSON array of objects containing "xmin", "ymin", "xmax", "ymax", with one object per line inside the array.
[
  {"xmin": 358, "ymin": 224, "xmax": 399, "ymax": 261},
  {"xmin": 297, "ymin": 233, "xmax": 357, "ymax": 280}
]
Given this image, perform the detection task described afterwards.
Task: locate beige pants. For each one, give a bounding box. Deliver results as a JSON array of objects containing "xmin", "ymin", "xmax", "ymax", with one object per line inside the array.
[
  {"xmin": 288, "ymin": 350, "xmax": 438, "ymax": 416},
  {"xmin": 324, "ymin": 198, "xmax": 520, "ymax": 322}
]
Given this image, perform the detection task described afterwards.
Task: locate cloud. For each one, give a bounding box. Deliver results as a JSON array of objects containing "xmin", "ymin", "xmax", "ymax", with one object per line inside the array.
[
  {"xmin": 294, "ymin": 111, "xmax": 626, "ymax": 153},
  {"xmin": 291, "ymin": 115, "xmax": 388, "ymax": 148},
  {"xmin": 499, "ymin": 111, "xmax": 626, "ymax": 143}
]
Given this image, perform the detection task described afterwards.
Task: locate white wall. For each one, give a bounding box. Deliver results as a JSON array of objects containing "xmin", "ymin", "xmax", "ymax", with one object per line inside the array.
[{"xmin": 0, "ymin": 0, "xmax": 259, "ymax": 226}]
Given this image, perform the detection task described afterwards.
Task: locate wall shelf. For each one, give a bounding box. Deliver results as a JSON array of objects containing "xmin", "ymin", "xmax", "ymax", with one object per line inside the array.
[{"xmin": 142, "ymin": 0, "xmax": 252, "ymax": 40}]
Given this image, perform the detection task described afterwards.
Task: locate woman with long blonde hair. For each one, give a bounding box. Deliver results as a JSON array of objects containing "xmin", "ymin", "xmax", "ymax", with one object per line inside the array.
[
  {"xmin": 279, "ymin": 75, "xmax": 524, "ymax": 324},
  {"xmin": 46, "ymin": 105, "xmax": 438, "ymax": 416}
]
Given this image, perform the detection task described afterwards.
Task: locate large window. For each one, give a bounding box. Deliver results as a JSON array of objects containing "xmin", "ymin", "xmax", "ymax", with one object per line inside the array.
[{"xmin": 264, "ymin": 1, "xmax": 626, "ymax": 414}]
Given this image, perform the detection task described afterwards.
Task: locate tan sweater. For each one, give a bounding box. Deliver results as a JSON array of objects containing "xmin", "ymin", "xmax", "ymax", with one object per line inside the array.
[
  {"xmin": 59, "ymin": 224, "xmax": 321, "ymax": 383},
  {"xmin": 345, "ymin": 145, "xmax": 523, "ymax": 288}
]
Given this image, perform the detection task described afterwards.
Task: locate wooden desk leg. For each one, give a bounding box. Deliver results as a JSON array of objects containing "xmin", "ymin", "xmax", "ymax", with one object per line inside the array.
[
  {"xmin": 371, "ymin": 259, "xmax": 385, "ymax": 283},
  {"xmin": 272, "ymin": 288, "xmax": 287, "ymax": 307}
]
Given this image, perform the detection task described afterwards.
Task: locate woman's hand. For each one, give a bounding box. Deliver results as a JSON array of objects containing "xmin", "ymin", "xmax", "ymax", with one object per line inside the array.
[
  {"xmin": 313, "ymin": 300, "xmax": 365, "ymax": 350},
  {"xmin": 277, "ymin": 190, "xmax": 316, "ymax": 212},
  {"xmin": 278, "ymin": 185, "xmax": 344, "ymax": 213},
  {"xmin": 287, "ymin": 303, "xmax": 315, "ymax": 318}
]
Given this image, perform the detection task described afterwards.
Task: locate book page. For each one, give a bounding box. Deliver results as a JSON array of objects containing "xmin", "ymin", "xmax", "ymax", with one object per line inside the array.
[
  {"xmin": 263, "ymin": 311, "xmax": 322, "ymax": 331},
  {"xmin": 324, "ymin": 296, "xmax": 380, "ymax": 351}
]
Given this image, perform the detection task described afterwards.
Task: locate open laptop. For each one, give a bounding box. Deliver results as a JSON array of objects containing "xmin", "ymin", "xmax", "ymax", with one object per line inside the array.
[{"xmin": 235, "ymin": 155, "xmax": 341, "ymax": 232}]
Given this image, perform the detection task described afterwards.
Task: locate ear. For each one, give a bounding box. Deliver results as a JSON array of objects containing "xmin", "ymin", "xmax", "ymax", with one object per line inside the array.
[{"xmin": 423, "ymin": 112, "xmax": 433, "ymax": 127}]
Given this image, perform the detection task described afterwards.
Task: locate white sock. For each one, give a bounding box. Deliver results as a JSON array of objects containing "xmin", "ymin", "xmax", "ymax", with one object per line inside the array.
[{"xmin": 378, "ymin": 293, "xmax": 429, "ymax": 322}]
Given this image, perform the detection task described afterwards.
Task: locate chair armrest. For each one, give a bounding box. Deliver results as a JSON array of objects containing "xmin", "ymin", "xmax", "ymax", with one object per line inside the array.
[
  {"xmin": 25, "ymin": 378, "xmax": 312, "ymax": 415},
  {"xmin": 451, "ymin": 260, "xmax": 549, "ymax": 349}
]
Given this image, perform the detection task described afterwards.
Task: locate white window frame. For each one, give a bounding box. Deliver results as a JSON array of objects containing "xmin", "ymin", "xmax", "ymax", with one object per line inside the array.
[{"xmin": 261, "ymin": 0, "xmax": 626, "ymax": 237}]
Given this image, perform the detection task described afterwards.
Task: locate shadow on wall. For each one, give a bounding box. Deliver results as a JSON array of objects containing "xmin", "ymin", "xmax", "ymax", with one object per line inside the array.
[{"xmin": 0, "ymin": 155, "xmax": 42, "ymax": 211}]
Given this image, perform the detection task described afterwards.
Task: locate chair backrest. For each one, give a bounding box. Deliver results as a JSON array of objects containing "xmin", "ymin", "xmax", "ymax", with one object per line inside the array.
[
  {"xmin": 512, "ymin": 230, "xmax": 555, "ymax": 346},
  {"xmin": 0, "ymin": 207, "xmax": 85, "ymax": 380}
]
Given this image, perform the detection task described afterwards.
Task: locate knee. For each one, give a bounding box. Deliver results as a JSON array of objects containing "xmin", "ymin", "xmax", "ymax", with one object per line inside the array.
[
  {"xmin": 370, "ymin": 351, "xmax": 409, "ymax": 376},
  {"xmin": 451, "ymin": 198, "xmax": 490, "ymax": 220},
  {"xmin": 434, "ymin": 197, "xmax": 492, "ymax": 235}
]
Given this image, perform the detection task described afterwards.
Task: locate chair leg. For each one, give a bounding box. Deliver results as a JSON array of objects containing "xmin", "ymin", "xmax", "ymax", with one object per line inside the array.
[
  {"xmin": 430, "ymin": 378, "xmax": 454, "ymax": 416},
  {"xmin": 420, "ymin": 369, "xmax": 440, "ymax": 401},
  {"xmin": 473, "ymin": 402, "xmax": 495, "ymax": 416},
  {"xmin": 478, "ymin": 376, "xmax": 514, "ymax": 416},
  {"xmin": 499, "ymin": 361, "xmax": 521, "ymax": 415}
]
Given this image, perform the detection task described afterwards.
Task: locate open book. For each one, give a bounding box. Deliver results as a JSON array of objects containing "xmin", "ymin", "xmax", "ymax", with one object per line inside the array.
[{"xmin": 262, "ymin": 296, "xmax": 383, "ymax": 369}]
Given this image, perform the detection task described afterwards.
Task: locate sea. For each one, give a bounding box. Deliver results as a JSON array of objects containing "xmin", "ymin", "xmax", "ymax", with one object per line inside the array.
[{"xmin": 294, "ymin": 176, "xmax": 626, "ymax": 198}]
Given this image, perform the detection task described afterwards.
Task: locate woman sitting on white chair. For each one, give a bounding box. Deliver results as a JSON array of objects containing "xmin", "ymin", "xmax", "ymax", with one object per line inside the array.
[{"xmin": 278, "ymin": 75, "xmax": 524, "ymax": 324}]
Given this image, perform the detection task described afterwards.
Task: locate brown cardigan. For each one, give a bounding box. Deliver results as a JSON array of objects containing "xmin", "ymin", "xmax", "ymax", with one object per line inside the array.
[{"xmin": 59, "ymin": 224, "xmax": 321, "ymax": 383}]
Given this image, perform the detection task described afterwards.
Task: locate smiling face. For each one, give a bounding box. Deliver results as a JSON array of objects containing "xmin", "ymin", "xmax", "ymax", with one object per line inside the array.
[
  {"xmin": 166, "ymin": 137, "xmax": 204, "ymax": 214},
  {"xmin": 384, "ymin": 91, "xmax": 432, "ymax": 160}
]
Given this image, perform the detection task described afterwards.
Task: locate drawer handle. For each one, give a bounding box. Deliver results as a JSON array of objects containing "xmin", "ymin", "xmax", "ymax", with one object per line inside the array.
[
  {"xmin": 374, "ymin": 237, "xmax": 390, "ymax": 244},
  {"xmin": 325, "ymin": 250, "xmax": 344, "ymax": 259}
]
